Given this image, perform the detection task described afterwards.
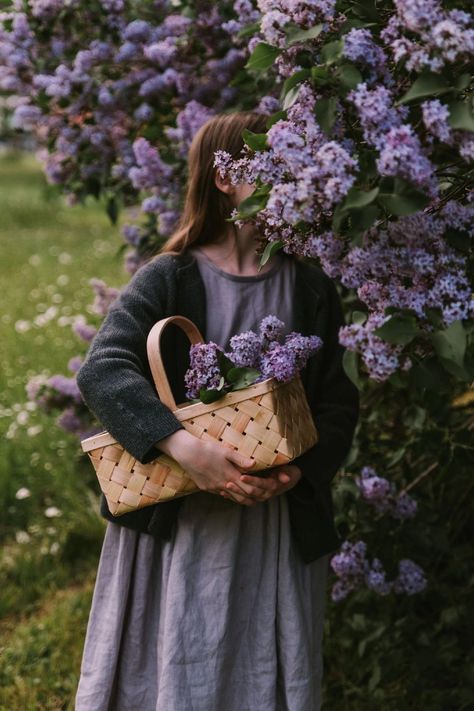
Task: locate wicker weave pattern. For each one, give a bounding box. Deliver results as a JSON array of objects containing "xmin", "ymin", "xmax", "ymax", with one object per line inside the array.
[
  {"xmin": 80, "ymin": 316, "xmax": 318, "ymax": 516},
  {"xmin": 81, "ymin": 375, "xmax": 317, "ymax": 516}
]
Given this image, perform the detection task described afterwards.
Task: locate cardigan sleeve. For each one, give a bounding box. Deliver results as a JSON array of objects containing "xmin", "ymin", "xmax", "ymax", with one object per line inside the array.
[
  {"xmin": 76, "ymin": 260, "xmax": 184, "ymax": 464},
  {"xmin": 289, "ymin": 273, "xmax": 360, "ymax": 493}
]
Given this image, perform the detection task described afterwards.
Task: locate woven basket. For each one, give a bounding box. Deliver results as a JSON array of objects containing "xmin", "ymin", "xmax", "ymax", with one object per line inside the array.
[{"xmin": 80, "ymin": 315, "xmax": 319, "ymax": 516}]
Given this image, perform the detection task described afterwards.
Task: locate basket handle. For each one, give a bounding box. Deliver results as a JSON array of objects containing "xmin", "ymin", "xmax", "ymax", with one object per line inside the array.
[{"xmin": 146, "ymin": 316, "xmax": 205, "ymax": 410}]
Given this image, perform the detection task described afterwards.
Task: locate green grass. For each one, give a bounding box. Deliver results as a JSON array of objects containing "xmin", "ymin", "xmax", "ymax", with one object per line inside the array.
[
  {"xmin": 0, "ymin": 577, "xmax": 95, "ymax": 711},
  {"xmin": 0, "ymin": 149, "xmax": 134, "ymax": 706}
]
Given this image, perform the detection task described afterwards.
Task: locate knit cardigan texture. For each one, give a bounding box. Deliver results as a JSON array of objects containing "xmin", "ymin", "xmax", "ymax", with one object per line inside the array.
[{"xmin": 76, "ymin": 251, "xmax": 360, "ymax": 564}]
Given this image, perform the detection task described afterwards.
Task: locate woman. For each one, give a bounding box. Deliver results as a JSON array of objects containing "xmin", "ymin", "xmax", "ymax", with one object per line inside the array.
[{"xmin": 74, "ymin": 111, "xmax": 359, "ymax": 710}]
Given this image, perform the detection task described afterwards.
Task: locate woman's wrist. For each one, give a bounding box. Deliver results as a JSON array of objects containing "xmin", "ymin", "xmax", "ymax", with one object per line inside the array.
[{"xmin": 155, "ymin": 428, "xmax": 195, "ymax": 460}]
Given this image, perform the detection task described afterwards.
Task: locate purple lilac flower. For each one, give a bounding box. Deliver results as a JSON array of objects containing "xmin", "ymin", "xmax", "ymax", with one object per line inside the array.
[
  {"xmin": 376, "ymin": 124, "xmax": 437, "ymax": 193},
  {"xmin": 73, "ymin": 321, "xmax": 98, "ymax": 342},
  {"xmin": 330, "ymin": 539, "xmax": 369, "ymax": 593},
  {"xmin": 57, "ymin": 406, "xmax": 83, "ymax": 434},
  {"xmin": 392, "ymin": 492, "xmax": 418, "ymax": 520},
  {"xmin": 226, "ymin": 331, "xmax": 262, "ymax": 368},
  {"xmin": 184, "ymin": 342, "xmax": 223, "ymax": 399},
  {"xmin": 283, "ymin": 333, "xmax": 323, "ymax": 369},
  {"xmin": 123, "ymin": 20, "xmax": 152, "ymax": 44},
  {"xmin": 357, "ymin": 466, "xmax": 393, "ymax": 504},
  {"xmin": 255, "ymin": 95, "xmax": 281, "ymax": 115},
  {"xmin": 393, "ymin": 559, "xmax": 427, "ymax": 594},
  {"xmin": 259, "ymin": 342, "xmax": 299, "ymax": 382},
  {"xmin": 348, "ymin": 83, "xmax": 407, "ymax": 149},
  {"xmin": 422, "ymin": 100, "xmax": 452, "ymax": 143},
  {"xmin": 47, "ymin": 374, "xmax": 83, "ymax": 403},
  {"xmin": 366, "ymin": 558, "xmax": 392, "ymax": 595},
  {"xmin": 259, "ymin": 315, "xmax": 285, "ymax": 343},
  {"xmin": 165, "ymin": 101, "xmax": 215, "ymax": 158},
  {"xmin": 394, "ymin": 0, "xmax": 442, "ymax": 32},
  {"xmin": 134, "ymin": 103, "xmax": 154, "ymax": 122},
  {"xmin": 89, "ymin": 278, "xmax": 120, "ymax": 315},
  {"xmin": 67, "ymin": 356, "xmax": 83, "ymax": 373},
  {"xmin": 122, "ymin": 224, "xmax": 142, "ymax": 246},
  {"xmin": 342, "ymin": 28, "xmax": 388, "ymax": 81}
]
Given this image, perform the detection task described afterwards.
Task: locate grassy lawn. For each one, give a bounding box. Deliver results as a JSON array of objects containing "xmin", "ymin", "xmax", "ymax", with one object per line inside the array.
[{"xmin": 0, "ymin": 148, "xmax": 134, "ymax": 707}]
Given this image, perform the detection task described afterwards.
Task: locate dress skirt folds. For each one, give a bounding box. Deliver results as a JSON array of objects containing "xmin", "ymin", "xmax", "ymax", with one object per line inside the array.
[{"xmin": 75, "ymin": 492, "xmax": 329, "ymax": 711}]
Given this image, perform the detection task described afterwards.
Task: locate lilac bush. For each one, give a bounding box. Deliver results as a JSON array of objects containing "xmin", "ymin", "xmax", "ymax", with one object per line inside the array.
[{"xmin": 2, "ymin": 1, "xmax": 472, "ymax": 632}]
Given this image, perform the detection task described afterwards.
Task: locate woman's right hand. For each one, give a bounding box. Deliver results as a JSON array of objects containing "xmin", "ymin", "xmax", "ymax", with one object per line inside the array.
[{"xmin": 156, "ymin": 429, "xmax": 258, "ymax": 504}]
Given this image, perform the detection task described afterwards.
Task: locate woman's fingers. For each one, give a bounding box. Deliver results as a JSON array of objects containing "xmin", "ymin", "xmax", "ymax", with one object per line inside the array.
[{"xmin": 221, "ymin": 485, "xmax": 257, "ymax": 506}]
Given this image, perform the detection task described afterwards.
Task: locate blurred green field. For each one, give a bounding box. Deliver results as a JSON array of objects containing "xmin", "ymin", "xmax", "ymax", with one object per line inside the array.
[{"xmin": 0, "ymin": 149, "xmax": 133, "ymax": 708}]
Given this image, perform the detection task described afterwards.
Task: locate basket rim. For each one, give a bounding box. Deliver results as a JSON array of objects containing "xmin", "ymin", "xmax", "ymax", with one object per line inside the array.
[{"xmin": 80, "ymin": 374, "xmax": 303, "ymax": 452}]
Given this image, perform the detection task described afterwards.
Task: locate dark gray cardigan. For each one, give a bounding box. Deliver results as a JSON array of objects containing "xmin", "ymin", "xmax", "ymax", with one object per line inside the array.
[{"xmin": 76, "ymin": 251, "xmax": 359, "ymax": 563}]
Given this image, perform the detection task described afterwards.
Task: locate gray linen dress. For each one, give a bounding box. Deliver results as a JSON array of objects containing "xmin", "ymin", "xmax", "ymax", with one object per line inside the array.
[{"xmin": 75, "ymin": 249, "xmax": 330, "ymax": 711}]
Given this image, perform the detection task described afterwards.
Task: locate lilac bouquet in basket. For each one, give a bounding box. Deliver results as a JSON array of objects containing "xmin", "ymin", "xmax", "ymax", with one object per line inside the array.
[{"xmin": 184, "ymin": 315, "xmax": 323, "ymax": 405}]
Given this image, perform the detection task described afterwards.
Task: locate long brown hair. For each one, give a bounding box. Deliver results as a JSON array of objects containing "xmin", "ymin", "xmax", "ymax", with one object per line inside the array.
[{"xmin": 154, "ymin": 110, "xmax": 269, "ymax": 257}]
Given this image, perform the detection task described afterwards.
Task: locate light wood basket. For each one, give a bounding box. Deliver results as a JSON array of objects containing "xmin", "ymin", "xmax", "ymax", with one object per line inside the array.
[{"xmin": 80, "ymin": 316, "xmax": 319, "ymax": 516}]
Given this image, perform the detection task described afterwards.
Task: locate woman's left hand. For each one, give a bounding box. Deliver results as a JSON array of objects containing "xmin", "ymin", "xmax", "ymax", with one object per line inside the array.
[{"xmin": 221, "ymin": 464, "xmax": 302, "ymax": 506}]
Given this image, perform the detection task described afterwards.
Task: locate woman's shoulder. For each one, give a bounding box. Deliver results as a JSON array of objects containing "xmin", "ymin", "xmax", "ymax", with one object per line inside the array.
[
  {"xmin": 294, "ymin": 256, "xmax": 339, "ymax": 297},
  {"xmin": 126, "ymin": 251, "xmax": 191, "ymax": 286}
]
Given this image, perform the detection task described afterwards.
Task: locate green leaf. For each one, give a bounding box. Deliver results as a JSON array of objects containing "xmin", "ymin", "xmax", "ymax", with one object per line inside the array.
[
  {"xmin": 397, "ymin": 72, "xmax": 450, "ymax": 104},
  {"xmin": 286, "ymin": 22, "xmax": 323, "ymax": 47},
  {"xmin": 409, "ymin": 357, "xmax": 451, "ymax": 393},
  {"xmin": 199, "ymin": 387, "xmax": 224, "ymax": 404},
  {"xmin": 282, "ymin": 84, "xmax": 301, "ymax": 110},
  {"xmin": 448, "ymin": 101, "xmax": 474, "ymax": 132},
  {"xmin": 342, "ymin": 349, "xmax": 362, "ymax": 389},
  {"xmin": 311, "ymin": 66, "xmax": 330, "ymax": 85},
  {"xmin": 352, "ymin": 310, "xmax": 367, "ymax": 325},
  {"xmin": 378, "ymin": 188, "xmax": 430, "ymax": 216},
  {"xmin": 321, "ymin": 39, "xmax": 344, "ymax": 64},
  {"xmin": 237, "ymin": 20, "xmax": 261, "ymax": 39},
  {"xmin": 314, "ymin": 96, "xmax": 338, "ymax": 134},
  {"xmin": 245, "ymin": 42, "xmax": 280, "ymax": 71},
  {"xmin": 216, "ymin": 376, "xmax": 226, "ymax": 391},
  {"xmin": 217, "ymin": 350, "xmax": 235, "ymax": 378},
  {"xmin": 430, "ymin": 320, "xmax": 466, "ymax": 371},
  {"xmin": 454, "ymin": 73, "xmax": 471, "ymax": 91},
  {"xmin": 260, "ymin": 239, "xmax": 283, "ymax": 268},
  {"xmin": 280, "ymin": 68, "xmax": 311, "ymax": 100},
  {"xmin": 241, "ymin": 128, "xmax": 268, "ymax": 151},
  {"xmin": 373, "ymin": 314, "xmax": 420, "ymax": 345},
  {"xmin": 348, "ymin": 205, "xmax": 380, "ymax": 233},
  {"xmin": 235, "ymin": 191, "xmax": 269, "ymax": 219},
  {"xmin": 338, "ymin": 63, "xmax": 363, "ymax": 91},
  {"xmin": 341, "ymin": 187, "xmax": 379, "ymax": 211},
  {"xmin": 227, "ymin": 368, "xmax": 261, "ymax": 390},
  {"xmin": 352, "ymin": 0, "xmax": 380, "ymax": 22},
  {"xmin": 368, "ymin": 663, "xmax": 381, "ymax": 692},
  {"xmin": 265, "ymin": 109, "xmax": 286, "ymax": 128}
]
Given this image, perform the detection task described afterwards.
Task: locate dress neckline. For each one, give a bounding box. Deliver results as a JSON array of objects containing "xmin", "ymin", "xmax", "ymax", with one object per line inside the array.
[{"xmin": 189, "ymin": 247, "xmax": 284, "ymax": 283}]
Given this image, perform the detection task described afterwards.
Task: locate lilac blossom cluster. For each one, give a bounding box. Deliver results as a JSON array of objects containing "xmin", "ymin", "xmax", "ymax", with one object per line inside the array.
[
  {"xmin": 184, "ymin": 342, "xmax": 223, "ymax": 400},
  {"xmin": 356, "ymin": 466, "xmax": 418, "ymax": 520},
  {"xmin": 214, "ymin": 82, "xmax": 357, "ymax": 241},
  {"xmin": 184, "ymin": 315, "xmax": 323, "ymax": 399},
  {"xmin": 0, "ymin": 1, "xmax": 251, "ymax": 273},
  {"xmin": 330, "ymin": 540, "xmax": 427, "ymax": 602},
  {"xmin": 256, "ymin": 0, "xmax": 336, "ymax": 49},
  {"xmin": 26, "ymin": 277, "xmax": 123, "ymax": 438},
  {"xmin": 381, "ymin": 0, "xmax": 474, "ymax": 73},
  {"xmin": 305, "ymin": 202, "xmax": 474, "ymax": 380}
]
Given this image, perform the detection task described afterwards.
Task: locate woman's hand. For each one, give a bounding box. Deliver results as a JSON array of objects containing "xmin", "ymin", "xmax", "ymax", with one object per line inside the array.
[
  {"xmin": 221, "ymin": 464, "xmax": 303, "ymax": 506},
  {"xmin": 156, "ymin": 429, "xmax": 258, "ymax": 503}
]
